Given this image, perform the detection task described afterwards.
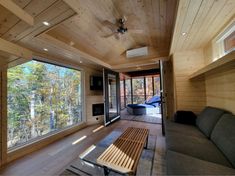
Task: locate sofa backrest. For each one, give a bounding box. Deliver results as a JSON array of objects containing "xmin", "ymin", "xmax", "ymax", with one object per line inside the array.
[
  {"xmin": 211, "ymin": 114, "xmax": 235, "ymax": 168},
  {"xmin": 196, "ymin": 106, "xmax": 225, "ymax": 138}
]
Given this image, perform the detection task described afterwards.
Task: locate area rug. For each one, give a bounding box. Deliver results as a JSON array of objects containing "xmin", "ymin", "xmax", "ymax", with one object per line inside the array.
[
  {"xmin": 121, "ymin": 109, "xmax": 162, "ymax": 124},
  {"xmin": 60, "ymin": 130, "xmax": 157, "ymax": 176}
]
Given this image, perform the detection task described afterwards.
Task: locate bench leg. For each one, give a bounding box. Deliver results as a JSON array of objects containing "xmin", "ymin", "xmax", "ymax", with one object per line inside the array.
[
  {"xmin": 144, "ymin": 135, "xmax": 149, "ymax": 149},
  {"xmin": 103, "ymin": 166, "xmax": 110, "ymax": 176}
]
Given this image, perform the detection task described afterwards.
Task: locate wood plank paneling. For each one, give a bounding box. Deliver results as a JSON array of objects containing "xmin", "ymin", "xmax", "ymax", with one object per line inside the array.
[
  {"xmin": 170, "ymin": 0, "xmax": 235, "ymax": 54},
  {"xmin": 46, "ymin": 0, "xmax": 177, "ymax": 68},
  {"xmin": 0, "ymin": 0, "xmax": 34, "ymax": 26},
  {"xmin": 163, "ymin": 59, "xmax": 175, "ymax": 119},
  {"xmin": 84, "ymin": 67, "xmax": 104, "ymax": 125},
  {"xmin": 205, "ymin": 68, "xmax": 235, "ymax": 114},
  {"xmin": 172, "ymin": 49, "xmax": 206, "ymax": 114}
]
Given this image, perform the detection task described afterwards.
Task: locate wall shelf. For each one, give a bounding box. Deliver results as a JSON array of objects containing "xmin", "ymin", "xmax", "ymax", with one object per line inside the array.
[{"xmin": 189, "ymin": 50, "xmax": 235, "ymax": 79}]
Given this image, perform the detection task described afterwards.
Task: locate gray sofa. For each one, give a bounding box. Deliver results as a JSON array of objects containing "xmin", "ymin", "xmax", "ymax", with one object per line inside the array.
[{"xmin": 165, "ymin": 106, "xmax": 235, "ymax": 175}]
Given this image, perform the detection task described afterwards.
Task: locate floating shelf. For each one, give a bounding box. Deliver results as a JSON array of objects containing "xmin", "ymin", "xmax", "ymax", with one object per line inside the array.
[{"xmin": 189, "ymin": 50, "xmax": 235, "ymax": 79}]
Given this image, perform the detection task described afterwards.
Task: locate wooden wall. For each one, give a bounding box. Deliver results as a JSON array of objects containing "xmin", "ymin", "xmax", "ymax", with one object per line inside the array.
[
  {"xmin": 84, "ymin": 67, "xmax": 104, "ymax": 125},
  {"xmin": 163, "ymin": 59, "xmax": 175, "ymax": 119},
  {"xmin": 205, "ymin": 68, "xmax": 235, "ymax": 114},
  {"xmin": 172, "ymin": 49, "xmax": 206, "ymax": 115},
  {"xmin": 204, "ymin": 44, "xmax": 235, "ymax": 114}
]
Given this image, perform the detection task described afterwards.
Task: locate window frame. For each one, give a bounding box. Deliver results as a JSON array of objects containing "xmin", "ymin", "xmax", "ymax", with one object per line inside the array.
[
  {"xmin": 213, "ymin": 20, "xmax": 235, "ymax": 60},
  {"xmin": 7, "ymin": 58, "xmax": 85, "ymax": 151}
]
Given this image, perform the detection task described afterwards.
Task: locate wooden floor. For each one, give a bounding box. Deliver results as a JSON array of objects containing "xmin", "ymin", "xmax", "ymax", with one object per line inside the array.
[
  {"xmin": 0, "ymin": 120, "xmax": 166, "ymax": 176},
  {"xmin": 121, "ymin": 109, "xmax": 162, "ymax": 124}
]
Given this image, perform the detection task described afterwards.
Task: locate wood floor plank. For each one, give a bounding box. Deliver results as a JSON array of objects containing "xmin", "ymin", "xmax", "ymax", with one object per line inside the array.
[{"xmin": 0, "ymin": 120, "xmax": 161, "ymax": 176}]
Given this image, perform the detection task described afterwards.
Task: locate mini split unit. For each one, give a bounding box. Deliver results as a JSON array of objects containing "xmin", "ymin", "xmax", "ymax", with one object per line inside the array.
[{"xmin": 126, "ymin": 46, "xmax": 148, "ymax": 58}]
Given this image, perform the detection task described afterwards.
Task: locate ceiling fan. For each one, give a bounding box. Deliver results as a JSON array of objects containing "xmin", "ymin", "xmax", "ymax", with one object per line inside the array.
[{"xmin": 102, "ymin": 16, "xmax": 143, "ymax": 40}]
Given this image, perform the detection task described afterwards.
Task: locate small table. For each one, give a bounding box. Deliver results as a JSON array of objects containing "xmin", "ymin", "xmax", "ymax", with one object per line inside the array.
[{"xmin": 97, "ymin": 127, "xmax": 149, "ymax": 175}]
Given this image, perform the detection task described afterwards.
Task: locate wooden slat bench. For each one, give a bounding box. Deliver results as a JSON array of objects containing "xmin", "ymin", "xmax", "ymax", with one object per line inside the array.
[{"xmin": 97, "ymin": 127, "xmax": 149, "ymax": 175}]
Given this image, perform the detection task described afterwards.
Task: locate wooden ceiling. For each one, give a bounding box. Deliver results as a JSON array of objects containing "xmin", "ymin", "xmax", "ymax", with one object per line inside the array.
[
  {"xmin": 0, "ymin": 0, "xmax": 178, "ymax": 72},
  {"xmin": 43, "ymin": 0, "xmax": 178, "ymax": 70},
  {"xmin": 170, "ymin": 0, "xmax": 235, "ymax": 54},
  {"xmin": 1, "ymin": 0, "xmax": 234, "ymax": 72}
]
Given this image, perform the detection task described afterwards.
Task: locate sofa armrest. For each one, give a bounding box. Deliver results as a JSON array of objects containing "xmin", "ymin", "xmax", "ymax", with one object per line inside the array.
[{"xmin": 174, "ymin": 111, "xmax": 197, "ymax": 125}]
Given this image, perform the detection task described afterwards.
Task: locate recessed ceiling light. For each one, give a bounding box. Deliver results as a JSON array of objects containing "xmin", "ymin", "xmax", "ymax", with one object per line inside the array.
[
  {"xmin": 79, "ymin": 61, "xmax": 83, "ymax": 63},
  {"xmin": 43, "ymin": 48, "xmax": 48, "ymax": 51},
  {"xmin": 182, "ymin": 32, "xmax": 187, "ymax": 36},
  {"xmin": 42, "ymin": 21, "xmax": 50, "ymax": 26}
]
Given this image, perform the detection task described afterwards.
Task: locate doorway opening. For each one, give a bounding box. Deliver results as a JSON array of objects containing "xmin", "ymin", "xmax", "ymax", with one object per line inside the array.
[
  {"xmin": 120, "ymin": 69, "xmax": 162, "ymax": 124},
  {"xmin": 103, "ymin": 69, "xmax": 120, "ymax": 126}
]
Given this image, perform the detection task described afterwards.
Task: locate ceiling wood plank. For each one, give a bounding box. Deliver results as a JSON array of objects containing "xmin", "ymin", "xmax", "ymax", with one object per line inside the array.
[
  {"xmin": 111, "ymin": 56, "xmax": 168, "ymax": 70},
  {"xmin": 170, "ymin": 0, "xmax": 235, "ymax": 53},
  {"xmin": 0, "ymin": 0, "xmax": 34, "ymax": 26},
  {"xmin": 38, "ymin": 33, "xmax": 111, "ymax": 69},
  {"xmin": 0, "ymin": 0, "xmax": 31, "ymax": 36},
  {"xmin": 176, "ymin": 0, "xmax": 203, "ymax": 51},
  {"xmin": 170, "ymin": 0, "xmax": 190, "ymax": 54},
  {"xmin": 180, "ymin": 0, "xmax": 214, "ymax": 50},
  {"xmin": 0, "ymin": 37, "xmax": 32, "ymax": 59},
  {"xmin": 197, "ymin": 0, "xmax": 235, "ymax": 48},
  {"xmin": 114, "ymin": 63, "xmax": 158, "ymax": 73},
  {"xmin": 187, "ymin": 0, "xmax": 227, "ymax": 49}
]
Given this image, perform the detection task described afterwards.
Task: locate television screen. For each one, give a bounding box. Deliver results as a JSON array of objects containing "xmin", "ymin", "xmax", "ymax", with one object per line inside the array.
[{"xmin": 90, "ymin": 76, "xmax": 103, "ymax": 90}]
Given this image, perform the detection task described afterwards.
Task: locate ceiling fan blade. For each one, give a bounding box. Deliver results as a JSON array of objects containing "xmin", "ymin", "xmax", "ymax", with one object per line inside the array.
[
  {"xmin": 102, "ymin": 20, "xmax": 118, "ymax": 32},
  {"xmin": 128, "ymin": 29, "xmax": 144, "ymax": 34}
]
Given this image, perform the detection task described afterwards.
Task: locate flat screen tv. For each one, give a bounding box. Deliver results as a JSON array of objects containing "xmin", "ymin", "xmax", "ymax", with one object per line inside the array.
[{"xmin": 90, "ymin": 76, "xmax": 103, "ymax": 90}]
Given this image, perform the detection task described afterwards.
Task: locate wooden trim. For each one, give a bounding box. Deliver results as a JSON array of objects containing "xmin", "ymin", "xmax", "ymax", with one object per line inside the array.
[
  {"xmin": 0, "ymin": 38, "xmax": 33, "ymax": 59},
  {"xmin": 7, "ymin": 123, "xmax": 87, "ymax": 163},
  {"xmin": 0, "ymin": 0, "xmax": 34, "ymax": 26},
  {"xmin": 0, "ymin": 67, "xmax": 8, "ymax": 166}
]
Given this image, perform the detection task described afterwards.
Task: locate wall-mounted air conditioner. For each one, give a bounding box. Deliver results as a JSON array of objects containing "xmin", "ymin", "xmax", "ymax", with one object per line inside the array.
[{"xmin": 126, "ymin": 46, "xmax": 148, "ymax": 58}]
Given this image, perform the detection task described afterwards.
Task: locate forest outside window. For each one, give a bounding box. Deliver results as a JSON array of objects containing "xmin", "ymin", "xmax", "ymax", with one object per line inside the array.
[{"xmin": 7, "ymin": 60, "xmax": 83, "ymax": 149}]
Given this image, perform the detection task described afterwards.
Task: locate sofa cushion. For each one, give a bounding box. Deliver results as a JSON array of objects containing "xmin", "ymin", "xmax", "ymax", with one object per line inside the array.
[
  {"xmin": 167, "ymin": 150, "xmax": 235, "ymax": 175},
  {"xmin": 196, "ymin": 106, "xmax": 225, "ymax": 138},
  {"xmin": 211, "ymin": 113, "xmax": 235, "ymax": 168},
  {"xmin": 165, "ymin": 120, "xmax": 206, "ymax": 138},
  {"xmin": 166, "ymin": 133, "xmax": 232, "ymax": 167}
]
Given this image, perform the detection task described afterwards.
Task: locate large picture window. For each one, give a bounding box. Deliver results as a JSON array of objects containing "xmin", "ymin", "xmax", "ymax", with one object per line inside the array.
[{"xmin": 7, "ymin": 60, "xmax": 83, "ymax": 149}]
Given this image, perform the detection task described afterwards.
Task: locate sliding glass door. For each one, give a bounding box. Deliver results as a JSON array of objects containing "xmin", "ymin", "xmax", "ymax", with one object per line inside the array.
[
  {"xmin": 121, "ymin": 75, "xmax": 160, "ymax": 107},
  {"xmin": 103, "ymin": 69, "xmax": 120, "ymax": 126}
]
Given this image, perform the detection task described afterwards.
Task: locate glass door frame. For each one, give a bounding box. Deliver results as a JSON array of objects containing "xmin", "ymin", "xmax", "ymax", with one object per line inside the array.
[
  {"xmin": 103, "ymin": 68, "xmax": 120, "ymax": 126},
  {"xmin": 159, "ymin": 60, "xmax": 165, "ymax": 135}
]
